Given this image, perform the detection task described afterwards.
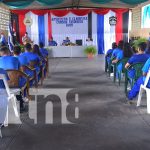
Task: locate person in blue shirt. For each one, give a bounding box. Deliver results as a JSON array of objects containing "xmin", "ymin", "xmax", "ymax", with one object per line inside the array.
[
  {"xmin": 111, "ymin": 40, "xmax": 124, "ymax": 59},
  {"xmin": 49, "ymin": 37, "xmax": 57, "ymax": 46},
  {"xmin": 39, "ymin": 42, "xmax": 48, "ymax": 58},
  {"xmin": 13, "ymin": 46, "xmax": 29, "ymax": 66},
  {"xmin": 0, "ymin": 33, "xmax": 7, "ymax": 46},
  {"xmin": 13, "ymin": 45, "xmax": 34, "ymax": 82},
  {"xmin": 112, "ymin": 41, "xmax": 124, "ymax": 77},
  {"xmin": 62, "ymin": 37, "xmax": 71, "ymax": 46},
  {"xmin": 0, "ymin": 46, "xmax": 26, "ymax": 110},
  {"xmin": 106, "ymin": 42, "xmax": 117, "ymax": 65},
  {"xmin": 125, "ymin": 42, "xmax": 150, "ymax": 79},
  {"xmin": 128, "ymin": 58, "xmax": 150, "ymax": 100}
]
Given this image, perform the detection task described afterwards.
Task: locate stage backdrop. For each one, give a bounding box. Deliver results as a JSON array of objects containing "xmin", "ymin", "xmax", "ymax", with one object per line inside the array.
[
  {"xmin": 51, "ymin": 13, "xmax": 88, "ymax": 45},
  {"xmin": 11, "ymin": 9, "xmax": 129, "ymax": 54}
]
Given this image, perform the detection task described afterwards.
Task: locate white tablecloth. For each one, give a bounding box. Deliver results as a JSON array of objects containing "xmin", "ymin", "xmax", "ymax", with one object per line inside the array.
[{"xmin": 47, "ymin": 46, "xmax": 89, "ymax": 58}]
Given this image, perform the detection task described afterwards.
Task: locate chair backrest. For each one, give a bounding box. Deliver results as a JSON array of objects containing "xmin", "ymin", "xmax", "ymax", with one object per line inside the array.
[
  {"xmin": 0, "ymin": 74, "xmax": 11, "ymax": 97},
  {"xmin": 131, "ymin": 63, "xmax": 144, "ymax": 80},
  {"xmin": 144, "ymin": 69, "xmax": 150, "ymax": 87}
]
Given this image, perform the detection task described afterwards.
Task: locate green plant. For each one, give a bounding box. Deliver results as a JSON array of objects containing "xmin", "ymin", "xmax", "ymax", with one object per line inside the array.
[
  {"xmin": 84, "ymin": 46, "xmax": 97, "ymax": 55},
  {"xmin": 132, "ymin": 37, "xmax": 147, "ymax": 51}
]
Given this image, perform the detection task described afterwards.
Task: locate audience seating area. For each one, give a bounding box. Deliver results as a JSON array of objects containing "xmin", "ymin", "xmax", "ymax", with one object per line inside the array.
[{"xmin": 105, "ymin": 40, "xmax": 150, "ymax": 110}]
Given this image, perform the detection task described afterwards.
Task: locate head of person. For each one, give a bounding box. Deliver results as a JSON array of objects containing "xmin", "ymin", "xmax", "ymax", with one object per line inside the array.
[
  {"xmin": 138, "ymin": 42, "xmax": 147, "ymax": 53},
  {"xmin": 123, "ymin": 42, "xmax": 133, "ymax": 57},
  {"xmin": 33, "ymin": 44, "xmax": 42, "ymax": 57},
  {"xmin": 66, "ymin": 37, "xmax": 69, "ymax": 40},
  {"xmin": 118, "ymin": 40, "xmax": 124, "ymax": 50},
  {"xmin": 13, "ymin": 46, "xmax": 21, "ymax": 56},
  {"xmin": 0, "ymin": 46, "xmax": 10, "ymax": 56},
  {"xmin": 25, "ymin": 32, "xmax": 28, "ymax": 37},
  {"xmin": 112, "ymin": 42, "xmax": 117, "ymax": 49},
  {"xmin": 24, "ymin": 43, "xmax": 32, "ymax": 52},
  {"xmin": 39, "ymin": 42, "xmax": 44, "ymax": 48}
]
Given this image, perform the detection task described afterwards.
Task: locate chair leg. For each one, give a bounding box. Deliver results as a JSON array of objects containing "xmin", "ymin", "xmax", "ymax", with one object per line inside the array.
[
  {"xmin": 146, "ymin": 90, "xmax": 150, "ymax": 114},
  {"xmin": 11, "ymin": 95, "xmax": 19, "ymax": 118},
  {"xmin": 137, "ymin": 86, "xmax": 144, "ymax": 107},
  {"xmin": 0, "ymin": 126, "xmax": 2, "ymax": 138}
]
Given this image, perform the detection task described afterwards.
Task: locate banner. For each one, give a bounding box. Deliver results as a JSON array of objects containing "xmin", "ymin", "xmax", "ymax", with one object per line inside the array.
[{"xmin": 51, "ymin": 13, "xmax": 88, "ymax": 45}]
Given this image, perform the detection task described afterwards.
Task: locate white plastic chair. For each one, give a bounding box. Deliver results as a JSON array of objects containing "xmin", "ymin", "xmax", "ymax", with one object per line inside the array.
[
  {"xmin": 0, "ymin": 74, "xmax": 20, "ymax": 138},
  {"xmin": 137, "ymin": 69, "xmax": 150, "ymax": 113}
]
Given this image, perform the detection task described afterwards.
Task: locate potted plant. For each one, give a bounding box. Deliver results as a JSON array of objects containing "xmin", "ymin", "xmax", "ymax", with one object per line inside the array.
[
  {"xmin": 132, "ymin": 37, "xmax": 147, "ymax": 51},
  {"xmin": 84, "ymin": 46, "xmax": 97, "ymax": 59}
]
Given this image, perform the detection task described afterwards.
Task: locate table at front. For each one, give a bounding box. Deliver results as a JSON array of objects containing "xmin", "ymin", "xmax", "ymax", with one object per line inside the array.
[{"xmin": 48, "ymin": 46, "xmax": 88, "ymax": 58}]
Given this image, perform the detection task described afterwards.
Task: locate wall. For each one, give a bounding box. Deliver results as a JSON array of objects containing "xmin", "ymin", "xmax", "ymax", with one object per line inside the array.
[{"xmin": 129, "ymin": 4, "xmax": 150, "ymax": 38}]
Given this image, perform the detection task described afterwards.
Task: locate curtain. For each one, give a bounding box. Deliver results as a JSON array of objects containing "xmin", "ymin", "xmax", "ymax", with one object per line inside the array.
[
  {"xmin": 25, "ymin": 11, "xmax": 32, "ymax": 39},
  {"xmin": 18, "ymin": 14, "xmax": 26, "ymax": 44},
  {"xmin": 44, "ymin": 13, "xmax": 49, "ymax": 46},
  {"xmin": 97, "ymin": 14, "xmax": 104, "ymax": 54},
  {"xmin": 30, "ymin": 12, "xmax": 39, "ymax": 45},
  {"xmin": 38, "ymin": 15, "xmax": 45, "ymax": 45},
  {"xmin": 104, "ymin": 10, "xmax": 116, "ymax": 54}
]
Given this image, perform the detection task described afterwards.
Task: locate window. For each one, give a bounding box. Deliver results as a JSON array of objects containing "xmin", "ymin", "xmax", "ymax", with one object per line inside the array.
[{"xmin": 0, "ymin": 7, "xmax": 10, "ymax": 30}]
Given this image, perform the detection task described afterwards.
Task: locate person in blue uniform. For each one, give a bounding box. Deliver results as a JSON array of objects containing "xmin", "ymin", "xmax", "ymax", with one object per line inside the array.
[
  {"xmin": 106, "ymin": 42, "xmax": 117, "ymax": 65},
  {"xmin": 62, "ymin": 37, "xmax": 71, "ymax": 45},
  {"xmin": 13, "ymin": 46, "xmax": 34, "ymax": 84},
  {"xmin": 49, "ymin": 37, "xmax": 57, "ymax": 46},
  {"xmin": 39, "ymin": 42, "xmax": 48, "ymax": 58},
  {"xmin": 128, "ymin": 58, "xmax": 150, "ymax": 100},
  {"xmin": 125, "ymin": 42, "xmax": 150, "ymax": 79},
  {"xmin": 0, "ymin": 46, "xmax": 25, "ymax": 110},
  {"xmin": 0, "ymin": 33, "xmax": 7, "ymax": 46},
  {"xmin": 112, "ymin": 41, "xmax": 124, "ymax": 78},
  {"xmin": 13, "ymin": 46, "xmax": 29, "ymax": 66}
]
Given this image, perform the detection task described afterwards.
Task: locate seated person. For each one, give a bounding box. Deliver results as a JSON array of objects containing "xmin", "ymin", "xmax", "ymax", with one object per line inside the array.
[
  {"xmin": 128, "ymin": 58, "xmax": 150, "ymax": 100},
  {"xmin": 86, "ymin": 38, "xmax": 93, "ymax": 46},
  {"xmin": 125, "ymin": 42, "xmax": 150, "ymax": 79},
  {"xmin": 112, "ymin": 41, "xmax": 124, "ymax": 77},
  {"xmin": 106, "ymin": 42, "xmax": 117, "ymax": 65},
  {"xmin": 49, "ymin": 37, "xmax": 57, "ymax": 46},
  {"xmin": 22, "ymin": 43, "xmax": 41, "ymax": 80},
  {"xmin": 13, "ymin": 46, "xmax": 34, "ymax": 81},
  {"xmin": 13, "ymin": 46, "xmax": 29, "ymax": 66},
  {"xmin": 62, "ymin": 37, "xmax": 71, "ymax": 45},
  {"xmin": 0, "ymin": 46, "xmax": 26, "ymax": 109},
  {"xmin": 39, "ymin": 42, "xmax": 48, "ymax": 58}
]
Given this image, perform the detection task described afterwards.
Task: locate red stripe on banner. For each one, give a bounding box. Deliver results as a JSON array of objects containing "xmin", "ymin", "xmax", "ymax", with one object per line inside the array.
[
  {"xmin": 18, "ymin": 14, "xmax": 26, "ymax": 44},
  {"xmin": 115, "ymin": 12, "xmax": 123, "ymax": 44},
  {"xmin": 48, "ymin": 13, "xmax": 52, "ymax": 40}
]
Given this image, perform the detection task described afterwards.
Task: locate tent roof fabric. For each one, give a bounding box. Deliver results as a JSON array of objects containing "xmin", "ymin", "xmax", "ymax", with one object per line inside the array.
[{"xmin": 0, "ymin": 0, "xmax": 149, "ymax": 9}]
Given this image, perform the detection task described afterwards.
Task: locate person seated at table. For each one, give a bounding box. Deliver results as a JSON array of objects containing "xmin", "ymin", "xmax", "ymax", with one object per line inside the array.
[
  {"xmin": 128, "ymin": 57, "xmax": 150, "ymax": 100},
  {"xmin": 125, "ymin": 42, "xmax": 150, "ymax": 79},
  {"xmin": 62, "ymin": 37, "xmax": 71, "ymax": 45},
  {"xmin": 86, "ymin": 38, "xmax": 93, "ymax": 46},
  {"xmin": 39, "ymin": 42, "xmax": 48, "ymax": 58},
  {"xmin": 49, "ymin": 37, "xmax": 57, "ymax": 46},
  {"xmin": 0, "ymin": 46, "xmax": 26, "ymax": 110}
]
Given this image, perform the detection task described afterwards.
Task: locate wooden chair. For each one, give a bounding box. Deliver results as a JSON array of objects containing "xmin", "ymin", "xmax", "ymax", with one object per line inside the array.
[
  {"xmin": 137, "ymin": 69, "xmax": 150, "ymax": 113},
  {"xmin": 21, "ymin": 65, "xmax": 37, "ymax": 87},
  {"xmin": 6, "ymin": 69, "xmax": 29, "ymax": 98}
]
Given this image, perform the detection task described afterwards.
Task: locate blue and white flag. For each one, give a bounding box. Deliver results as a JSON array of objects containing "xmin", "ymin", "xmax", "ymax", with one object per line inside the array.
[{"xmin": 8, "ymin": 23, "xmax": 14, "ymax": 52}]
